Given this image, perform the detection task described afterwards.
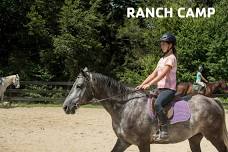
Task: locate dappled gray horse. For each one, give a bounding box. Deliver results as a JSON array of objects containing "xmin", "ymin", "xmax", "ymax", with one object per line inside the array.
[
  {"xmin": 63, "ymin": 68, "xmax": 228, "ymax": 152},
  {"xmin": 0, "ymin": 74, "xmax": 20, "ymax": 101}
]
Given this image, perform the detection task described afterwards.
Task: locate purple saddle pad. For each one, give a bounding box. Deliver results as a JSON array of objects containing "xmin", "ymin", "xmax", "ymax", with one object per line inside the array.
[{"xmin": 147, "ymin": 98, "xmax": 191, "ymax": 124}]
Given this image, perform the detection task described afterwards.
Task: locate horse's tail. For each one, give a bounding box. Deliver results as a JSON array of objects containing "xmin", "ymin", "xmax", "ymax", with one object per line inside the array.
[{"xmin": 214, "ymin": 98, "xmax": 228, "ymax": 148}]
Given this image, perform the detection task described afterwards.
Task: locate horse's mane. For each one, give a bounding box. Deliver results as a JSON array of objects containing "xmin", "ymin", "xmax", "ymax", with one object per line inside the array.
[
  {"xmin": 2, "ymin": 75, "xmax": 17, "ymax": 78},
  {"xmin": 91, "ymin": 72, "xmax": 132, "ymax": 94}
]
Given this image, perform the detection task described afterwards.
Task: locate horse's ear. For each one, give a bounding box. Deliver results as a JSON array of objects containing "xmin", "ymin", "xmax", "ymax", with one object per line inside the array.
[
  {"xmin": 80, "ymin": 68, "xmax": 89, "ymax": 79},
  {"xmin": 83, "ymin": 67, "xmax": 89, "ymax": 72}
]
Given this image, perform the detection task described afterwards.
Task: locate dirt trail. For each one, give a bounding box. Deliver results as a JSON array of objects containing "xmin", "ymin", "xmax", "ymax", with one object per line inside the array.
[{"xmin": 0, "ymin": 107, "xmax": 222, "ymax": 152}]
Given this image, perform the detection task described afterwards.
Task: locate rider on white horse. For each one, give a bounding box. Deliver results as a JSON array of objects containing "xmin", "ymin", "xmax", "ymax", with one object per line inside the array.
[{"xmin": 0, "ymin": 74, "xmax": 20, "ymax": 101}]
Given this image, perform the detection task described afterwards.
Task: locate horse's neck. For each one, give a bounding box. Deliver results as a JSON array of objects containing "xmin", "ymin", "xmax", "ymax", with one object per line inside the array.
[
  {"xmin": 98, "ymin": 90, "xmax": 147, "ymax": 124},
  {"xmin": 100, "ymin": 92, "xmax": 149, "ymax": 127},
  {"xmin": 92, "ymin": 82, "xmax": 131, "ymax": 103},
  {"xmin": 100, "ymin": 101, "xmax": 124, "ymax": 122},
  {"xmin": 4, "ymin": 76, "xmax": 14, "ymax": 87},
  {"xmin": 91, "ymin": 73, "xmax": 139, "ymax": 122},
  {"xmin": 211, "ymin": 83, "xmax": 219, "ymax": 92},
  {"xmin": 93, "ymin": 85, "xmax": 131, "ymax": 122}
]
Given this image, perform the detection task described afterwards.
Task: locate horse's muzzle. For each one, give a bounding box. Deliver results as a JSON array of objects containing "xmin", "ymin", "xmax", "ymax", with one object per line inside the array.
[
  {"xmin": 63, "ymin": 102, "xmax": 80, "ymax": 114},
  {"xmin": 63, "ymin": 105, "xmax": 75, "ymax": 114}
]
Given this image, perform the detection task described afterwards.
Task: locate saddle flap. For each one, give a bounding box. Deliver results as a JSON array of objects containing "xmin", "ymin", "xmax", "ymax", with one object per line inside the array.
[{"xmin": 164, "ymin": 106, "xmax": 174, "ymax": 120}]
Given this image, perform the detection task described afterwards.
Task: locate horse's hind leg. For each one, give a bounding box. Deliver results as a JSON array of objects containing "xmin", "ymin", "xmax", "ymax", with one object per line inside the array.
[
  {"xmin": 188, "ymin": 133, "xmax": 203, "ymax": 152},
  {"xmin": 138, "ymin": 142, "xmax": 150, "ymax": 152},
  {"xmin": 206, "ymin": 136, "xmax": 227, "ymax": 152},
  {"xmin": 203, "ymin": 123, "xmax": 227, "ymax": 151},
  {"xmin": 111, "ymin": 138, "xmax": 130, "ymax": 152}
]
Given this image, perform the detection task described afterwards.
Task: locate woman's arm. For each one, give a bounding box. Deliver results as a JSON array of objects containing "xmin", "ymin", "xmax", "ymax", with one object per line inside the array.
[
  {"xmin": 142, "ymin": 65, "xmax": 172, "ymax": 89},
  {"xmin": 201, "ymin": 75, "xmax": 208, "ymax": 83},
  {"xmin": 141, "ymin": 68, "xmax": 158, "ymax": 85},
  {"xmin": 135, "ymin": 68, "xmax": 158, "ymax": 89}
]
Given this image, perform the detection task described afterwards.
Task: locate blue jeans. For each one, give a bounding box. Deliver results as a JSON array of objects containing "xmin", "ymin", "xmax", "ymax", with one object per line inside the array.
[{"xmin": 155, "ymin": 88, "xmax": 176, "ymax": 113}]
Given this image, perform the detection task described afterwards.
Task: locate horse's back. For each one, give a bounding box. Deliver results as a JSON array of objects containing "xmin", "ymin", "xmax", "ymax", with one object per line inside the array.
[{"xmin": 189, "ymin": 94, "xmax": 224, "ymax": 129}]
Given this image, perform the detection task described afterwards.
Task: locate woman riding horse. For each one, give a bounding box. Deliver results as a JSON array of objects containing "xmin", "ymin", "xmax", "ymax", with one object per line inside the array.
[
  {"xmin": 63, "ymin": 68, "xmax": 228, "ymax": 152},
  {"xmin": 176, "ymin": 80, "xmax": 227, "ymax": 97},
  {"xmin": 136, "ymin": 33, "xmax": 177, "ymax": 141}
]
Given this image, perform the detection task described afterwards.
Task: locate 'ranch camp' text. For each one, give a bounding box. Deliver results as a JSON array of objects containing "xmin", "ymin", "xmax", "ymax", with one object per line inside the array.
[{"xmin": 127, "ymin": 7, "xmax": 215, "ymax": 18}]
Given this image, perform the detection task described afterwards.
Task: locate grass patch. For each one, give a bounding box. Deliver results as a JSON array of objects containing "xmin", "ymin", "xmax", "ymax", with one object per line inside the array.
[
  {"xmin": 218, "ymin": 97, "xmax": 228, "ymax": 109},
  {"xmin": 2, "ymin": 102, "xmax": 102, "ymax": 108},
  {"xmin": 13, "ymin": 103, "xmax": 62, "ymax": 108}
]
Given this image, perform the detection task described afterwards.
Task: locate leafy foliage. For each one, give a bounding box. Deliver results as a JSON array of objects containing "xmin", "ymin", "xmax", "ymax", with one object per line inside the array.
[{"xmin": 0, "ymin": 0, "xmax": 227, "ymax": 86}]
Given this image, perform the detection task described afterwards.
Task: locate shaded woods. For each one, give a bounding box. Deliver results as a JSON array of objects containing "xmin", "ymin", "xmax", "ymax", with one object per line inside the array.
[{"xmin": 0, "ymin": 0, "xmax": 227, "ymax": 85}]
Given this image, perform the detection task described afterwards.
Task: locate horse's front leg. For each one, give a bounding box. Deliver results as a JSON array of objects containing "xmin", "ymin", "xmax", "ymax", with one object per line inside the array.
[
  {"xmin": 138, "ymin": 143, "xmax": 150, "ymax": 152},
  {"xmin": 111, "ymin": 138, "xmax": 130, "ymax": 152},
  {"xmin": 1, "ymin": 94, "xmax": 3, "ymax": 101}
]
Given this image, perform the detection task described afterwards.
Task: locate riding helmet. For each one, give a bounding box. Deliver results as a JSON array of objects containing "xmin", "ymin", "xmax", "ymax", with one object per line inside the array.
[
  {"xmin": 160, "ymin": 33, "xmax": 176, "ymax": 45},
  {"xmin": 198, "ymin": 65, "xmax": 204, "ymax": 72}
]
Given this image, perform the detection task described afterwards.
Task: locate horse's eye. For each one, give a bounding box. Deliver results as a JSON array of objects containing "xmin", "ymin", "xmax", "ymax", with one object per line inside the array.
[{"xmin": 76, "ymin": 85, "xmax": 82, "ymax": 89}]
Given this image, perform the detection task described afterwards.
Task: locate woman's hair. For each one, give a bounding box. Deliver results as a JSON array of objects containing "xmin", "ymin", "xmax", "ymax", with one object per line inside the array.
[
  {"xmin": 172, "ymin": 46, "xmax": 177, "ymax": 56},
  {"xmin": 160, "ymin": 42, "xmax": 177, "ymax": 57},
  {"xmin": 169, "ymin": 42, "xmax": 177, "ymax": 57}
]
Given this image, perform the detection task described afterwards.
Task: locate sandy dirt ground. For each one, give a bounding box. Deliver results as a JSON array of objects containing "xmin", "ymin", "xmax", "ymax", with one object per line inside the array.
[{"xmin": 0, "ymin": 107, "xmax": 226, "ymax": 152}]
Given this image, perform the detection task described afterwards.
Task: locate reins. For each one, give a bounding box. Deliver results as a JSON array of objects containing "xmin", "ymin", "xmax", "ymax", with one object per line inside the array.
[{"xmin": 93, "ymin": 89, "xmax": 142, "ymax": 102}]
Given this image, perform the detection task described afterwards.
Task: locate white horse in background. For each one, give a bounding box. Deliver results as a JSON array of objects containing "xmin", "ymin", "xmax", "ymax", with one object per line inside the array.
[{"xmin": 0, "ymin": 74, "xmax": 20, "ymax": 101}]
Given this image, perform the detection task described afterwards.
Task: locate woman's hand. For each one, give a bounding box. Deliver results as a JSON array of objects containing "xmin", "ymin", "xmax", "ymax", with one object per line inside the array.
[
  {"xmin": 141, "ymin": 83, "xmax": 151, "ymax": 90},
  {"xmin": 135, "ymin": 84, "xmax": 143, "ymax": 90}
]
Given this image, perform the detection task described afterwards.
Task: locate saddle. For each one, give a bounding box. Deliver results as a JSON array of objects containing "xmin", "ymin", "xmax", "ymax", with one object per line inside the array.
[
  {"xmin": 147, "ymin": 90, "xmax": 191, "ymax": 125},
  {"xmin": 148, "ymin": 90, "xmax": 188, "ymax": 120}
]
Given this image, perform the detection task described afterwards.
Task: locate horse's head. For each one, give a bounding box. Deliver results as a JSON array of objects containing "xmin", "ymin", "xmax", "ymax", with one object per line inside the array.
[
  {"xmin": 219, "ymin": 80, "xmax": 227, "ymax": 90},
  {"xmin": 13, "ymin": 74, "xmax": 20, "ymax": 88},
  {"xmin": 63, "ymin": 67, "xmax": 94, "ymax": 114}
]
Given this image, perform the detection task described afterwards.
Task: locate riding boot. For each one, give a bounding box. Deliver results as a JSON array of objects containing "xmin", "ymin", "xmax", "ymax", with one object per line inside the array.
[
  {"xmin": 197, "ymin": 84, "xmax": 205, "ymax": 94},
  {"xmin": 155, "ymin": 111, "xmax": 169, "ymax": 141},
  {"xmin": 199, "ymin": 86, "xmax": 205, "ymax": 94}
]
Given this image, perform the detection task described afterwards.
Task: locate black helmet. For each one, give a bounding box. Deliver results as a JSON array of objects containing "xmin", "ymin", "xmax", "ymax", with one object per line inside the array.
[
  {"xmin": 160, "ymin": 33, "xmax": 176, "ymax": 45},
  {"xmin": 198, "ymin": 65, "xmax": 203, "ymax": 72}
]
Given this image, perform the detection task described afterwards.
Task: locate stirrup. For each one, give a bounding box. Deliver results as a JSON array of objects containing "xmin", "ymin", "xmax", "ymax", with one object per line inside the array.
[
  {"xmin": 152, "ymin": 130, "xmax": 160, "ymax": 139},
  {"xmin": 154, "ymin": 131, "xmax": 169, "ymax": 141}
]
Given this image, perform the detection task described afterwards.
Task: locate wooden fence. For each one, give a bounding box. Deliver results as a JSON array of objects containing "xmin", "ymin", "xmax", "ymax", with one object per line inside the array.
[
  {"xmin": 3, "ymin": 81, "xmax": 228, "ymax": 104},
  {"xmin": 4, "ymin": 81, "xmax": 74, "ymax": 103}
]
